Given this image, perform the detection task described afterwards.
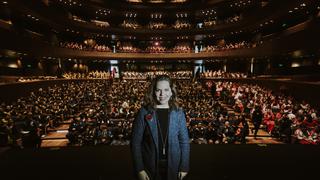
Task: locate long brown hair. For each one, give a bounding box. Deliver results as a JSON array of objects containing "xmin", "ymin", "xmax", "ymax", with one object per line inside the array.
[{"xmin": 143, "ymin": 75, "xmax": 179, "ymax": 111}]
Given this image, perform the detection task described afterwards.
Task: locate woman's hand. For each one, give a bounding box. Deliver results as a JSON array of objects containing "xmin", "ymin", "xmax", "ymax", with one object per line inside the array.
[
  {"xmin": 178, "ymin": 171, "xmax": 188, "ymax": 180},
  {"xmin": 138, "ymin": 170, "xmax": 150, "ymax": 180}
]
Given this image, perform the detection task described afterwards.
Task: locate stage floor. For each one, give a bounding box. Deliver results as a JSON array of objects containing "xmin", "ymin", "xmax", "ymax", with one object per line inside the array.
[{"xmin": 0, "ymin": 144, "xmax": 319, "ymax": 180}]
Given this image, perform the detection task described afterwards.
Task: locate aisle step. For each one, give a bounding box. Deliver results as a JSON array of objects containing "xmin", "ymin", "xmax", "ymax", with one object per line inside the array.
[{"xmin": 42, "ymin": 130, "xmax": 68, "ymax": 140}]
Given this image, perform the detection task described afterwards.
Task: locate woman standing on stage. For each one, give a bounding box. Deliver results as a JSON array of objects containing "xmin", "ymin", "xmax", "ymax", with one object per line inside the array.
[{"xmin": 131, "ymin": 75, "xmax": 190, "ymax": 180}]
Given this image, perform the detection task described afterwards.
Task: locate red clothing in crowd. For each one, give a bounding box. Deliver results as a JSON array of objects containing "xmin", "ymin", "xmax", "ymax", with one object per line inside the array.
[
  {"xmin": 263, "ymin": 112, "xmax": 275, "ymax": 133},
  {"xmin": 302, "ymin": 119, "xmax": 318, "ymax": 129}
]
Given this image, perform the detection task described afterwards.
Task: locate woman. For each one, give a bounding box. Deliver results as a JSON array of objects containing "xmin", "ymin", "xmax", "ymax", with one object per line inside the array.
[{"xmin": 131, "ymin": 75, "xmax": 190, "ymax": 180}]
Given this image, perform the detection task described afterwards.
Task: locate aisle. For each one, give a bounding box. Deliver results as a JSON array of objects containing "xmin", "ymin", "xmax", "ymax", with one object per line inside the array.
[
  {"xmin": 41, "ymin": 122, "xmax": 70, "ymax": 147},
  {"xmin": 219, "ymin": 101, "xmax": 283, "ymax": 144}
]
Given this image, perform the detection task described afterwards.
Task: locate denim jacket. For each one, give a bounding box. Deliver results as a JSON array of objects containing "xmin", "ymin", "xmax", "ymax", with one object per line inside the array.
[{"xmin": 131, "ymin": 107, "xmax": 190, "ymax": 180}]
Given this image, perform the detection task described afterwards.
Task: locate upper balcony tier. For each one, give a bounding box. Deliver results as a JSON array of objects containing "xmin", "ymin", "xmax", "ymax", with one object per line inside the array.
[
  {"xmin": 0, "ymin": 16, "xmax": 319, "ymax": 60},
  {"xmin": 7, "ymin": 0, "xmax": 318, "ymax": 39}
]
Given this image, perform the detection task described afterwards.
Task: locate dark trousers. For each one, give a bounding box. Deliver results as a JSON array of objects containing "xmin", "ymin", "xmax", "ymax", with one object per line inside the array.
[
  {"xmin": 253, "ymin": 121, "xmax": 261, "ymax": 138},
  {"xmin": 156, "ymin": 159, "xmax": 168, "ymax": 180}
]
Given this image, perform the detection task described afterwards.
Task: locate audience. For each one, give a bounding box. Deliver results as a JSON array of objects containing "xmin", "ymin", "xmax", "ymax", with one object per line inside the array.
[
  {"xmin": 60, "ymin": 42, "xmax": 111, "ymax": 52},
  {"xmin": 148, "ymin": 22, "xmax": 167, "ymax": 29},
  {"xmin": 121, "ymin": 20, "xmax": 141, "ymax": 29},
  {"xmin": 203, "ymin": 14, "xmax": 242, "ymax": 28},
  {"xmin": 59, "ymin": 40, "xmax": 257, "ymax": 54},
  {"xmin": 173, "ymin": 20, "xmax": 192, "ymax": 29},
  {"xmin": 207, "ymin": 81, "xmax": 319, "ymax": 144},
  {"xmin": 0, "ymin": 80, "xmax": 113, "ymax": 148},
  {"xmin": 202, "ymin": 70, "xmax": 247, "ymax": 79},
  {"xmin": 1, "ymin": 73, "xmax": 319, "ymax": 148},
  {"xmin": 63, "ymin": 71, "xmax": 111, "ymax": 79},
  {"xmin": 121, "ymin": 71, "xmax": 192, "ymax": 80},
  {"xmin": 201, "ymin": 41, "xmax": 254, "ymax": 52}
]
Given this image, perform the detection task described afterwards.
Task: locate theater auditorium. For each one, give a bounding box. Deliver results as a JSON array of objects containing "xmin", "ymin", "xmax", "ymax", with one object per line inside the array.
[{"xmin": 0, "ymin": 0, "xmax": 320, "ymax": 179}]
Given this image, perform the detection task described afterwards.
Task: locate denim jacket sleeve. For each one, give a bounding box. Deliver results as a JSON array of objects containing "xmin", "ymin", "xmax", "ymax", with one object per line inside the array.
[
  {"xmin": 130, "ymin": 108, "xmax": 146, "ymax": 173},
  {"xmin": 178, "ymin": 109, "xmax": 190, "ymax": 172}
]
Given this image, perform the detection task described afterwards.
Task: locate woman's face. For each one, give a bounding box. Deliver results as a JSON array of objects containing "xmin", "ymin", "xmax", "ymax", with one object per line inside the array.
[{"xmin": 155, "ymin": 80, "xmax": 172, "ymax": 106}]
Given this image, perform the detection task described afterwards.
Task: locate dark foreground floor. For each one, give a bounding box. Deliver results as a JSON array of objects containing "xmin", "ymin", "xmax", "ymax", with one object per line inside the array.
[{"xmin": 0, "ymin": 144, "xmax": 319, "ymax": 180}]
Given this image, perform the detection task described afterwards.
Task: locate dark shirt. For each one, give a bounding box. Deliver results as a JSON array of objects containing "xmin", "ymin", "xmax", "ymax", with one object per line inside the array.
[
  {"xmin": 252, "ymin": 110, "xmax": 263, "ymax": 123},
  {"xmin": 156, "ymin": 108, "xmax": 169, "ymax": 160}
]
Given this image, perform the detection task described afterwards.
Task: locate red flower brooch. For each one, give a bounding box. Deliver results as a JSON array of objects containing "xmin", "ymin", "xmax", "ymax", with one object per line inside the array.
[{"xmin": 145, "ymin": 113, "xmax": 153, "ymax": 121}]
